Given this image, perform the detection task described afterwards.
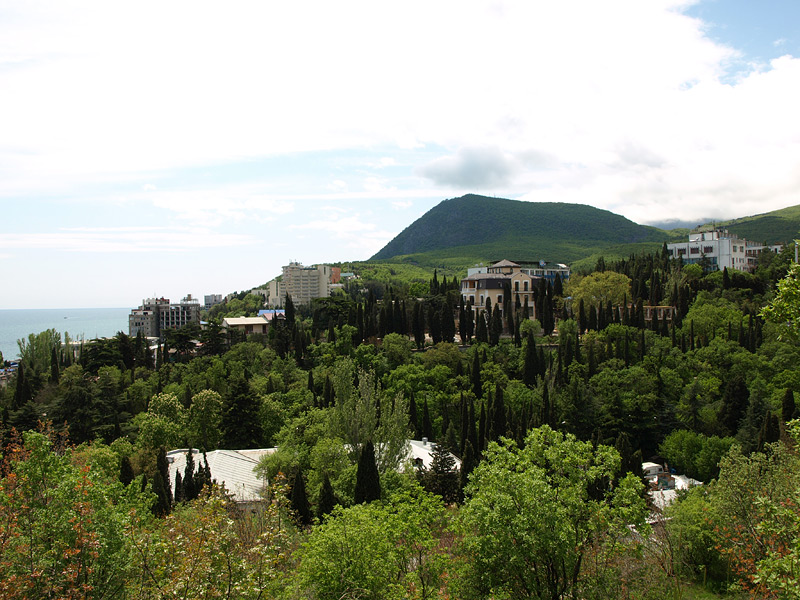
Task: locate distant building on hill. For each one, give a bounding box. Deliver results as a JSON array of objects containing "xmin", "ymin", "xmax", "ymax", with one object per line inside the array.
[
  {"xmin": 264, "ymin": 262, "xmax": 337, "ymax": 307},
  {"xmin": 204, "ymin": 294, "xmax": 224, "ymax": 310},
  {"xmin": 666, "ymin": 229, "xmax": 782, "ymax": 273},
  {"xmin": 461, "ymin": 259, "xmax": 569, "ymax": 319},
  {"xmin": 129, "ymin": 295, "xmax": 201, "ymax": 337}
]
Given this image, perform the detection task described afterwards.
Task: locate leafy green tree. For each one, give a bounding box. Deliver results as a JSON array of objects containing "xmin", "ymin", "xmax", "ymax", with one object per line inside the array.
[
  {"xmin": 296, "ymin": 487, "xmax": 447, "ymax": 600},
  {"xmin": 761, "ymin": 261, "xmax": 800, "ymax": 340},
  {"xmin": 0, "ymin": 432, "xmax": 152, "ymax": 598},
  {"xmin": 187, "ymin": 389, "xmax": 223, "ymax": 451},
  {"xmin": 567, "ymin": 271, "xmax": 632, "ymax": 310},
  {"xmin": 458, "ymin": 426, "xmax": 648, "ymax": 599}
]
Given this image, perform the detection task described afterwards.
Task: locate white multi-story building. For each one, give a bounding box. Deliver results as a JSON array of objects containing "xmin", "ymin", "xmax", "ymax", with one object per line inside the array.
[
  {"xmin": 666, "ymin": 230, "xmax": 781, "ymax": 272},
  {"xmin": 129, "ymin": 295, "xmax": 202, "ymax": 337}
]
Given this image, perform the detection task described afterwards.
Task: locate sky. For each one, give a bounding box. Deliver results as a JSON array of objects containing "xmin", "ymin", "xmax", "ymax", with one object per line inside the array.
[{"xmin": 1, "ymin": 0, "xmax": 799, "ymax": 309}]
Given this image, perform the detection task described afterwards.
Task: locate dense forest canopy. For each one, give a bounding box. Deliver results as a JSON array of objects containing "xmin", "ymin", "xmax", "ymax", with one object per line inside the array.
[{"xmin": 1, "ymin": 242, "xmax": 799, "ymax": 598}]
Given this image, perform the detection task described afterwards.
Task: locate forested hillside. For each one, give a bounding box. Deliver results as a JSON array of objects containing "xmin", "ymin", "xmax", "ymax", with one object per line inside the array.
[
  {"xmin": 1, "ymin": 243, "xmax": 799, "ymax": 598},
  {"xmin": 371, "ymin": 194, "xmax": 674, "ymax": 264}
]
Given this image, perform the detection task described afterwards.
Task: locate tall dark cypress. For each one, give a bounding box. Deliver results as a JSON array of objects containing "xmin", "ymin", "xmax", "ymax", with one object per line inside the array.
[
  {"xmin": 291, "ymin": 467, "xmax": 312, "ymax": 527},
  {"xmin": 354, "ymin": 441, "xmax": 381, "ymax": 504},
  {"xmin": 441, "ymin": 303, "xmax": 456, "ymax": 344},
  {"xmin": 522, "ymin": 331, "xmax": 537, "ymax": 387},
  {"xmin": 490, "ymin": 304, "xmax": 502, "ymax": 346},
  {"xmin": 782, "ymin": 388, "xmax": 797, "ymax": 423},
  {"xmin": 471, "ymin": 352, "xmax": 482, "ymax": 398},
  {"xmin": 422, "ymin": 397, "xmax": 433, "ymax": 441},
  {"xmin": 317, "ymin": 473, "xmax": 338, "ymax": 520},
  {"xmin": 183, "ymin": 448, "xmax": 198, "ymax": 502},
  {"xmin": 491, "ymin": 383, "xmax": 506, "ymax": 440},
  {"xmin": 478, "ymin": 401, "xmax": 487, "ymax": 452},
  {"xmin": 409, "ymin": 392, "xmax": 420, "ymax": 439}
]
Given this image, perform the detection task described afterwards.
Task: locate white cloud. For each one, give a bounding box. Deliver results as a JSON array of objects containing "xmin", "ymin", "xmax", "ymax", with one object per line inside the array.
[
  {"xmin": 0, "ymin": 0, "xmax": 798, "ymax": 268},
  {"xmin": 0, "ymin": 228, "xmax": 255, "ymax": 253},
  {"xmin": 392, "ymin": 201, "xmax": 412, "ymax": 210}
]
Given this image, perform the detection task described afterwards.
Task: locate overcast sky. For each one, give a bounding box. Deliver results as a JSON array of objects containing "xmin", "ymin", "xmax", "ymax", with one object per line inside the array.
[{"xmin": 1, "ymin": 0, "xmax": 799, "ymax": 309}]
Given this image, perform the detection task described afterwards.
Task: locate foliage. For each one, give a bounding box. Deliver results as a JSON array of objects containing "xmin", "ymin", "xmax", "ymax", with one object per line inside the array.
[
  {"xmin": 762, "ymin": 262, "xmax": 800, "ymax": 340},
  {"xmin": 295, "ymin": 486, "xmax": 448, "ymax": 600},
  {"xmin": 458, "ymin": 426, "xmax": 648, "ymax": 599},
  {"xmin": 0, "ymin": 431, "xmax": 152, "ymax": 599}
]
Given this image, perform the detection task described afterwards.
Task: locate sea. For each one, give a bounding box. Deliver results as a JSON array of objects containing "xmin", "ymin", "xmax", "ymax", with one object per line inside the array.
[{"xmin": 0, "ymin": 308, "xmax": 130, "ymax": 362}]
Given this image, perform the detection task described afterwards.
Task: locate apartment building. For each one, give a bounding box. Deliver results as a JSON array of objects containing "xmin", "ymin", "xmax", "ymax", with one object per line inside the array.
[
  {"xmin": 264, "ymin": 262, "xmax": 335, "ymax": 307},
  {"xmin": 129, "ymin": 295, "xmax": 202, "ymax": 337},
  {"xmin": 666, "ymin": 230, "xmax": 782, "ymax": 272}
]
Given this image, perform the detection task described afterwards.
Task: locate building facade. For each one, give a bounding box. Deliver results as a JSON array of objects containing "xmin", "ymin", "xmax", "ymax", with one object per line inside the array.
[
  {"xmin": 264, "ymin": 262, "xmax": 336, "ymax": 307},
  {"xmin": 129, "ymin": 295, "xmax": 202, "ymax": 338},
  {"xmin": 461, "ymin": 259, "xmax": 570, "ymax": 319},
  {"xmin": 666, "ymin": 230, "xmax": 782, "ymax": 273}
]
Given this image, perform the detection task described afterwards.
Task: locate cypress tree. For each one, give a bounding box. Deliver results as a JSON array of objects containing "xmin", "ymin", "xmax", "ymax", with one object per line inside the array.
[
  {"xmin": 183, "ymin": 449, "xmax": 197, "ymax": 501},
  {"xmin": 50, "ymin": 346, "xmax": 60, "ymax": 384},
  {"xmin": 460, "ymin": 440, "xmax": 476, "ymax": 492},
  {"xmin": 422, "ymin": 397, "xmax": 433, "ymax": 441},
  {"xmin": 317, "ymin": 473, "xmax": 337, "ymax": 520},
  {"xmin": 522, "ymin": 331, "xmax": 537, "ymax": 387},
  {"xmin": 291, "ymin": 468, "xmax": 312, "ymax": 527},
  {"xmin": 476, "ymin": 311, "xmax": 488, "ymax": 344},
  {"xmin": 441, "ymin": 303, "xmax": 456, "ymax": 344},
  {"xmin": 409, "ymin": 393, "xmax": 420, "ymax": 439},
  {"xmin": 490, "ymin": 304, "xmax": 502, "ymax": 346},
  {"xmin": 578, "ymin": 299, "xmax": 587, "ymax": 334},
  {"xmin": 471, "ymin": 352, "xmax": 482, "ymax": 398},
  {"xmin": 152, "ymin": 470, "xmax": 171, "ymax": 517},
  {"xmin": 478, "ymin": 401, "xmax": 487, "ymax": 452},
  {"xmin": 783, "ymin": 388, "xmax": 797, "ymax": 423},
  {"xmin": 120, "ymin": 456, "xmax": 135, "ymax": 486},
  {"xmin": 491, "ymin": 383, "xmax": 506, "ymax": 440},
  {"xmin": 354, "ymin": 441, "xmax": 381, "ymax": 504},
  {"xmin": 720, "ymin": 375, "xmax": 749, "ymax": 436},
  {"xmin": 468, "ymin": 398, "xmax": 478, "ymax": 453},
  {"xmin": 174, "ymin": 471, "xmax": 184, "ymax": 503}
]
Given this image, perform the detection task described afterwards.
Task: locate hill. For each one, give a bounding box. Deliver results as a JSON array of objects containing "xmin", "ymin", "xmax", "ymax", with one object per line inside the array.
[
  {"xmin": 707, "ymin": 204, "xmax": 800, "ymax": 244},
  {"xmin": 370, "ymin": 194, "xmax": 679, "ymax": 266}
]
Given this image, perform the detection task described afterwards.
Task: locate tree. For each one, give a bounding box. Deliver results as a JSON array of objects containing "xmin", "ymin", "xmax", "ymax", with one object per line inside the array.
[
  {"xmin": 761, "ymin": 261, "xmax": 800, "ymax": 340},
  {"xmin": 317, "ymin": 472, "xmax": 338, "ymax": 520},
  {"xmin": 187, "ymin": 389, "xmax": 223, "ymax": 451},
  {"xmin": 221, "ymin": 375, "xmax": 264, "ymax": 449},
  {"xmin": 291, "ymin": 467, "xmax": 312, "ymax": 527},
  {"xmin": 568, "ymin": 271, "xmax": 632, "ymax": 310},
  {"xmin": 458, "ymin": 426, "xmax": 648, "ymax": 599},
  {"xmin": 354, "ymin": 440, "xmax": 381, "ymax": 504},
  {"xmin": 297, "ymin": 489, "xmax": 447, "ymax": 600},
  {"xmin": 420, "ymin": 442, "xmax": 460, "ymax": 503}
]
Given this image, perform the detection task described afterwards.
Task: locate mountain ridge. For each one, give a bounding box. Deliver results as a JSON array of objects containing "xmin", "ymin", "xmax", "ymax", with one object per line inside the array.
[{"xmin": 369, "ymin": 194, "xmax": 800, "ymax": 270}]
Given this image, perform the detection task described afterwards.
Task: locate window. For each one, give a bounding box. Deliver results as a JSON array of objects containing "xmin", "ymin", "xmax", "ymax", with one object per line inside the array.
[
  {"xmin": 524, "ymin": 281, "xmax": 528, "ymax": 291},
  {"xmin": 677, "ymin": 248, "xmax": 686, "ymax": 256},
  {"xmin": 690, "ymin": 247, "xmax": 699, "ymax": 255},
  {"xmin": 497, "ymin": 295, "xmax": 503, "ymax": 304},
  {"xmin": 704, "ymin": 246, "xmax": 713, "ymax": 254},
  {"xmin": 514, "ymin": 281, "xmax": 519, "ymax": 292}
]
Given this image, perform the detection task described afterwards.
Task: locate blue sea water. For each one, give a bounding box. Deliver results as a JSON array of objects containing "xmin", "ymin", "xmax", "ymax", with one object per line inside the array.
[{"xmin": 0, "ymin": 308, "xmax": 130, "ymax": 362}]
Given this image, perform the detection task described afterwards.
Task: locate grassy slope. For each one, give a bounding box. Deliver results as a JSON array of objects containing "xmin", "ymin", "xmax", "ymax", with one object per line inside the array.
[
  {"xmin": 709, "ymin": 204, "xmax": 800, "ymax": 244},
  {"xmin": 361, "ymin": 195, "xmax": 800, "ymax": 282}
]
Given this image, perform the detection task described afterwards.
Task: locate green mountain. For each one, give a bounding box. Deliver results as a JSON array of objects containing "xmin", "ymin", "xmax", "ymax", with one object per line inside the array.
[
  {"xmin": 370, "ymin": 194, "xmax": 679, "ymax": 267},
  {"xmin": 707, "ymin": 204, "xmax": 800, "ymax": 244}
]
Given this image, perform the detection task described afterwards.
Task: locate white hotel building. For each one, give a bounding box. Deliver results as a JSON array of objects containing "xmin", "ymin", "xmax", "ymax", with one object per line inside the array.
[{"xmin": 666, "ymin": 230, "xmax": 781, "ymax": 273}]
